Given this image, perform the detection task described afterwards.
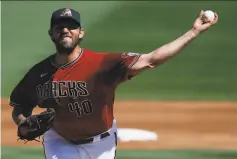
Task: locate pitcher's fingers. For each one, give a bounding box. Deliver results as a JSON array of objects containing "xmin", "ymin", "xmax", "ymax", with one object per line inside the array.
[
  {"xmin": 203, "ymin": 22, "xmax": 211, "ymax": 29},
  {"xmin": 198, "ymin": 10, "xmax": 204, "ymax": 18},
  {"xmin": 211, "ymin": 13, "xmax": 219, "ymax": 24}
]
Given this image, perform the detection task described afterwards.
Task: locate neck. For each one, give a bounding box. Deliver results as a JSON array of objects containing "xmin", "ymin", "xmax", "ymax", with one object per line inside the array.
[{"xmin": 54, "ymin": 46, "xmax": 81, "ymax": 66}]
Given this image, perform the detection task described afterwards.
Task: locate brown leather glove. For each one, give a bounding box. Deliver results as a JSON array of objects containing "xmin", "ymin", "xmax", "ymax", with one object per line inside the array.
[{"xmin": 17, "ymin": 108, "xmax": 55, "ymax": 143}]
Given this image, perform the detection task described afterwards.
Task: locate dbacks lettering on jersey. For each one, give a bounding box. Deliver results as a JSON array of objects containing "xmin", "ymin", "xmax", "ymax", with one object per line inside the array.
[{"xmin": 36, "ymin": 81, "xmax": 89, "ymax": 100}]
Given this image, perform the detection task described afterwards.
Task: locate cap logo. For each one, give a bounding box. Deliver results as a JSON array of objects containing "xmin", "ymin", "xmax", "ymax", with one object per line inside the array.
[{"xmin": 60, "ymin": 8, "xmax": 72, "ymax": 17}]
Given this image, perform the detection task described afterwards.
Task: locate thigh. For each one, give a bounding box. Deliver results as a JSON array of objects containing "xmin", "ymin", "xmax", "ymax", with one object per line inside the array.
[
  {"xmin": 98, "ymin": 132, "xmax": 118, "ymax": 159},
  {"xmin": 43, "ymin": 131, "xmax": 89, "ymax": 159},
  {"xmin": 82, "ymin": 132, "xmax": 118, "ymax": 159},
  {"xmin": 43, "ymin": 138, "xmax": 79, "ymax": 159}
]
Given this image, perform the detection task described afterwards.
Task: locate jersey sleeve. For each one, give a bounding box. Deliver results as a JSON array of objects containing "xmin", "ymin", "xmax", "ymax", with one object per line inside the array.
[
  {"xmin": 103, "ymin": 52, "xmax": 141, "ymax": 84},
  {"xmin": 9, "ymin": 69, "xmax": 38, "ymax": 112}
]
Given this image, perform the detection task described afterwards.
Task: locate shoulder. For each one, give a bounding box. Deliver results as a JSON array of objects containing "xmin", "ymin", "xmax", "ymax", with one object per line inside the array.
[
  {"xmin": 82, "ymin": 48, "xmax": 140, "ymax": 64},
  {"xmin": 83, "ymin": 48, "xmax": 121, "ymax": 59},
  {"xmin": 83, "ymin": 48, "xmax": 131, "ymax": 55},
  {"xmin": 83, "ymin": 48, "xmax": 108, "ymax": 56},
  {"xmin": 23, "ymin": 54, "xmax": 53, "ymax": 79},
  {"xmin": 82, "ymin": 48, "xmax": 111, "ymax": 63}
]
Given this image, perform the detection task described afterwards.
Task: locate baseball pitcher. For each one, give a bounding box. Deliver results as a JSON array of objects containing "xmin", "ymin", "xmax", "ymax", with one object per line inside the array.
[{"xmin": 10, "ymin": 8, "xmax": 218, "ymax": 159}]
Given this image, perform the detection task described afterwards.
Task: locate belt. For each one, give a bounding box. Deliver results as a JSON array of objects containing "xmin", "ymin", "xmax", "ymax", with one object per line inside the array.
[{"xmin": 68, "ymin": 131, "xmax": 110, "ymax": 145}]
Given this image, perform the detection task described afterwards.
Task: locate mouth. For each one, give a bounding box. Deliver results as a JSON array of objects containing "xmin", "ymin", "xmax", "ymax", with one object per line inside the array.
[
  {"xmin": 60, "ymin": 36, "xmax": 72, "ymax": 42},
  {"xmin": 60, "ymin": 35, "xmax": 72, "ymax": 39},
  {"xmin": 62, "ymin": 36, "xmax": 71, "ymax": 38}
]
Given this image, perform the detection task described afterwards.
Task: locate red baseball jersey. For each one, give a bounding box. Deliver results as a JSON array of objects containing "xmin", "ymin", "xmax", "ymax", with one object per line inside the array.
[{"xmin": 9, "ymin": 48, "xmax": 141, "ymax": 139}]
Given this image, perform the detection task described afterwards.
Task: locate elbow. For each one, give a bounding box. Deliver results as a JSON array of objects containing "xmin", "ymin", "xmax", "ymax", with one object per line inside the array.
[
  {"xmin": 147, "ymin": 63, "xmax": 157, "ymax": 69},
  {"xmin": 149, "ymin": 47, "xmax": 172, "ymax": 67},
  {"xmin": 148, "ymin": 54, "xmax": 164, "ymax": 68},
  {"xmin": 149, "ymin": 59, "xmax": 166, "ymax": 68}
]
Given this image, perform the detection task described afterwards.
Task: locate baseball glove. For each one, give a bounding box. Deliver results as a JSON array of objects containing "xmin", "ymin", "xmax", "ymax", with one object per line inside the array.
[{"xmin": 17, "ymin": 108, "xmax": 56, "ymax": 143}]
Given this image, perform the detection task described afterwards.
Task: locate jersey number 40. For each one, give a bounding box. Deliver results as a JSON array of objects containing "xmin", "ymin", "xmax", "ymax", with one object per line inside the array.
[{"xmin": 68, "ymin": 100, "xmax": 93, "ymax": 117}]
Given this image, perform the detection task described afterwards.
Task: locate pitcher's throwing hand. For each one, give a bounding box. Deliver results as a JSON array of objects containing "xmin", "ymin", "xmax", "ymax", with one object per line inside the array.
[{"xmin": 192, "ymin": 10, "xmax": 219, "ymax": 35}]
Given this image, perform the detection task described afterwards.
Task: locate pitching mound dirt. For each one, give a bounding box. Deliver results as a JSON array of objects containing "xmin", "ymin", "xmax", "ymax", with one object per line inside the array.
[{"xmin": 1, "ymin": 99, "xmax": 237, "ymax": 150}]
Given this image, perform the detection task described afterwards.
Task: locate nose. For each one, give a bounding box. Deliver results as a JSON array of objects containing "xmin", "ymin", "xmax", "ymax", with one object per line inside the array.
[{"xmin": 61, "ymin": 27, "xmax": 69, "ymax": 33}]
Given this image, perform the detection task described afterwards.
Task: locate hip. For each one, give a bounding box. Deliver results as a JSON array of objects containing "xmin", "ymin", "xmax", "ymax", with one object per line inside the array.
[
  {"xmin": 44, "ymin": 119, "xmax": 117, "ymax": 144},
  {"xmin": 43, "ymin": 119, "xmax": 118, "ymax": 159}
]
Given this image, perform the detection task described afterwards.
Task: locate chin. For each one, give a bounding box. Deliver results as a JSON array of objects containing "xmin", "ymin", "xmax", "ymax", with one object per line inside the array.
[
  {"xmin": 55, "ymin": 40, "xmax": 78, "ymax": 54},
  {"xmin": 57, "ymin": 44, "xmax": 75, "ymax": 54},
  {"xmin": 60, "ymin": 40, "xmax": 72, "ymax": 45},
  {"xmin": 62, "ymin": 43, "xmax": 73, "ymax": 48}
]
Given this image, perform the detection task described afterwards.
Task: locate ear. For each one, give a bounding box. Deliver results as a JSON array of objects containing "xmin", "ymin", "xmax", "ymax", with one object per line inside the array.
[
  {"xmin": 48, "ymin": 29, "xmax": 55, "ymax": 42},
  {"xmin": 79, "ymin": 28, "xmax": 85, "ymax": 39},
  {"xmin": 48, "ymin": 29, "xmax": 53, "ymax": 38}
]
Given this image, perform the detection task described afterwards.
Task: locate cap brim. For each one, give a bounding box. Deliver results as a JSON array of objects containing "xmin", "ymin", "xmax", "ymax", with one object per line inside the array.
[{"xmin": 51, "ymin": 17, "xmax": 80, "ymax": 27}]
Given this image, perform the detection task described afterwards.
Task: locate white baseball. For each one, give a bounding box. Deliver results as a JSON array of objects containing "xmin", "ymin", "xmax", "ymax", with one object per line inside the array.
[{"xmin": 202, "ymin": 10, "xmax": 215, "ymax": 23}]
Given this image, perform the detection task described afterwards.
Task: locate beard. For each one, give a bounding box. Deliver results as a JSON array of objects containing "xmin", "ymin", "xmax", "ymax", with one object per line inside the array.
[{"xmin": 54, "ymin": 37, "xmax": 79, "ymax": 55}]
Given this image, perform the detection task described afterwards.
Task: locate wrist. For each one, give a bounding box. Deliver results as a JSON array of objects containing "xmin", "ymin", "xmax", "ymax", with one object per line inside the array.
[
  {"xmin": 14, "ymin": 115, "xmax": 26, "ymax": 126},
  {"xmin": 190, "ymin": 28, "xmax": 200, "ymax": 37}
]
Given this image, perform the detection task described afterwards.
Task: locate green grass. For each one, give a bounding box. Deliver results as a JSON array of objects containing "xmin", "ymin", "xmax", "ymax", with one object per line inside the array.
[
  {"xmin": 2, "ymin": 147, "xmax": 237, "ymax": 159},
  {"xmin": 2, "ymin": 1, "xmax": 237, "ymax": 100}
]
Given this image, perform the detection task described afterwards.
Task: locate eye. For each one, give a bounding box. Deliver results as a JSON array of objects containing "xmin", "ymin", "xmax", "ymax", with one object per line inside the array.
[
  {"xmin": 54, "ymin": 25, "xmax": 63, "ymax": 32},
  {"xmin": 53, "ymin": 20, "xmax": 80, "ymax": 31},
  {"xmin": 68, "ymin": 24, "xmax": 79, "ymax": 30}
]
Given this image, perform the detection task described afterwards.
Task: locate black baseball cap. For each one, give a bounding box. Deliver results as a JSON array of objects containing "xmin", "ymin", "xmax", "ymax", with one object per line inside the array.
[{"xmin": 50, "ymin": 8, "xmax": 81, "ymax": 28}]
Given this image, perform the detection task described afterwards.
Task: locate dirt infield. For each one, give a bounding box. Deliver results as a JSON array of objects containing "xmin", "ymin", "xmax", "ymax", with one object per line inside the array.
[{"xmin": 1, "ymin": 98, "xmax": 237, "ymax": 150}]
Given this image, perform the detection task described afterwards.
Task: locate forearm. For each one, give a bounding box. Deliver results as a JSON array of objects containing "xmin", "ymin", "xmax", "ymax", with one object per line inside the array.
[
  {"xmin": 12, "ymin": 113, "xmax": 26, "ymax": 126},
  {"xmin": 12, "ymin": 107, "xmax": 31, "ymax": 126},
  {"xmin": 131, "ymin": 11, "xmax": 218, "ymax": 72},
  {"xmin": 149, "ymin": 29, "xmax": 198, "ymax": 66}
]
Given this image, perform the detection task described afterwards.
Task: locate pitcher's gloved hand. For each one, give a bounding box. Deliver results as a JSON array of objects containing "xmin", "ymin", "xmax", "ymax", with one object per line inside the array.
[{"xmin": 17, "ymin": 108, "xmax": 55, "ymax": 143}]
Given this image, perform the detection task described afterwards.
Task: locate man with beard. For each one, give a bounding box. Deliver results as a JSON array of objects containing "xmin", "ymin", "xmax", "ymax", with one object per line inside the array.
[{"xmin": 10, "ymin": 8, "xmax": 218, "ymax": 159}]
